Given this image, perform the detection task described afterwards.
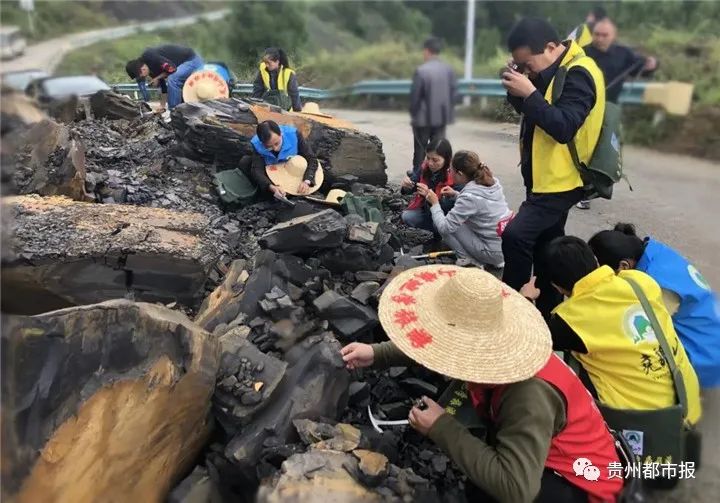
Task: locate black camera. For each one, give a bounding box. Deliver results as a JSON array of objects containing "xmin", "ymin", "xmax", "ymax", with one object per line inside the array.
[{"xmin": 499, "ymin": 61, "xmax": 527, "ymax": 78}]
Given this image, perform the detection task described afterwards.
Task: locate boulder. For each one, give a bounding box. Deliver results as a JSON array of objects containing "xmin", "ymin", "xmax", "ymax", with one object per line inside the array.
[
  {"xmin": 225, "ymin": 334, "xmax": 350, "ymax": 481},
  {"xmin": 1, "ymin": 300, "xmax": 219, "ymax": 503},
  {"xmin": 171, "ymin": 98, "xmax": 388, "ymax": 185},
  {"xmin": 16, "ymin": 119, "xmax": 93, "ymax": 201},
  {"xmin": 259, "ymin": 210, "xmax": 347, "ymax": 255},
  {"xmin": 89, "ymin": 90, "xmax": 151, "ymax": 121},
  {"xmin": 1, "ymin": 195, "xmax": 221, "ymax": 315}
]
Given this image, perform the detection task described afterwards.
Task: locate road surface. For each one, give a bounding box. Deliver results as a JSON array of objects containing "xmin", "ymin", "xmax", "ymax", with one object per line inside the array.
[
  {"xmin": 0, "ymin": 9, "xmax": 229, "ymax": 74},
  {"xmin": 331, "ymin": 108, "xmax": 719, "ymax": 502}
]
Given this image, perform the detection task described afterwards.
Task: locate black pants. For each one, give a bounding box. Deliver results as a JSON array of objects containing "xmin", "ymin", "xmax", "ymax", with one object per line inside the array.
[
  {"xmin": 466, "ymin": 469, "xmax": 589, "ymax": 502},
  {"xmin": 412, "ymin": 125, "xmax": 446, "ymax": 176},
  {"xmin": 502, "ymin": 189, "xmax": 583, "ymax": 319}
]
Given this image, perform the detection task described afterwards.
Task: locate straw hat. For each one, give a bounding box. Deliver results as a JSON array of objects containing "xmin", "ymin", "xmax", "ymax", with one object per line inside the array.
[
  {"xmin": 304, "ymin": 188, "xmax": 346, "ymax": 206},
  {"xmin": 378, "ymin": 265, "xmax": 552, "ymax": 384},
  {"xmin": 182, "ymin": 70, "xmax": 230, "ymax": 103},
  {"xmin": 301, "ymin": 102, "xmax": 333, "ymax": 118},
  {"xmin": 266, "ymin": 156, "xmax": 324, "ymax": 196}
]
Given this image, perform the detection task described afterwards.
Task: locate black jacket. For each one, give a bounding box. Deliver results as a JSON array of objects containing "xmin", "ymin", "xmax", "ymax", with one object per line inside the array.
[
  {"xmin": 140, "ymin": 44, "xmax": 196, "ymax": 78},
  {"xmin": 583, "ymin": 43, "xmax": 654, "ymax": 103}
]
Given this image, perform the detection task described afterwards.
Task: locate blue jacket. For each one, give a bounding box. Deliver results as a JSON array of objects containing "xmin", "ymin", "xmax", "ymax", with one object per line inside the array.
[
  {"xmin": 637, "ymin": 238, "xmax": 720, "ymax": 387},
  {"xmin": 250, "ymin": 125, "xmax": 299, "ymax": 166}
]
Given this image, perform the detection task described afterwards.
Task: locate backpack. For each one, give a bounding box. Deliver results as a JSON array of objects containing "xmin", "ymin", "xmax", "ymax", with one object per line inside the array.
[
  {"xmin": 552, "ymin": 55, "xmax": 629, "ymax": 200},
  {"xmin": 340, "ymin": 193, "xmax": 384, "ymax": 224},
  {"xmin": 213, "ymin": 168, "xmax": 257, "ymax": 209}
]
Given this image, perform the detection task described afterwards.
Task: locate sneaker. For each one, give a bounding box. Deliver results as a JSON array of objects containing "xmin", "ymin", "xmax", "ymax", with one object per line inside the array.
[
  {"xmin": 455, "ymin": 257, "xmax": 484, "ymax": 269},
  {"xmin": 576, "ymin": 200, "xmax": 591, "ymax": 210}
]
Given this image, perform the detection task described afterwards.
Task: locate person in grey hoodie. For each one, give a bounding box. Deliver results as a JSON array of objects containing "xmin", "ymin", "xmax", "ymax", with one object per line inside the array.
[{"xmin": 425, "ymin": 151, "xmax": 514, "ymax": 268}]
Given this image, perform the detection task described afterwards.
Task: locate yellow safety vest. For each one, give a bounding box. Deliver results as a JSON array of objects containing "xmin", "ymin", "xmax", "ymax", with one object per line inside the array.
[
  {"xmin": 530, "ymin": 40, "xmax": 605, "ymax": 193},
  {"xmin": 259, "ymin": 62, "xmax": 294, "ymax": 93},
  {"xmin": 554, "ymin": 266, "xmax": 701, "ymax": 426},
  {"xmin": 572, "ymin": 23, "xmax": 593, "ymax": 48}
]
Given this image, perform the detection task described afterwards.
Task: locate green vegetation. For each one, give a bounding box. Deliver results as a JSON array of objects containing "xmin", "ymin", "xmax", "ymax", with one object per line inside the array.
[{"xmin": 51, "ymin": 0, "xmax": 720, "ymax": 158}]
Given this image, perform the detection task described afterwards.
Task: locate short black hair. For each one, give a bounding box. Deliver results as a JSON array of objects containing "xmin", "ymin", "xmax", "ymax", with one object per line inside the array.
[
  {"xmin": 125, "ymin": 59, "xmax": 142, "ymax": 80},
  {"xmin": 590, "ymin": 6, "xmax": 608, "ymax": 20},
  {"xmin": 544, "ymin": 236, "xmax": 598, "ymax": 292},
  {"xmin": 507, "ymin": 17, "xmax": 561, "ymax": 54},
  {"xmin": 256, "ymin": 120, "xmax": 282, "ymax": 143},
  {"xmin": 423, "ymin": 37, "xmax": 443, "ymax": 54}
]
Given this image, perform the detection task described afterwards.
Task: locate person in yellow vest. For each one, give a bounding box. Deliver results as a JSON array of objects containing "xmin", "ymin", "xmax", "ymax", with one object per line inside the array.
[
  {"xmin": 251, "ymin": 47, "xmax": 302, "ymax": 112},
  {"xmin": 568, "ymin": 6, "xmax": 607, "ymax": 48},
  {"xmin": 500, "ymin": 18, "xmax": 606, "ymax": 321},
  {"xmin": 520, "ymin": 236, "xmax": 702, "ymax": 426}
]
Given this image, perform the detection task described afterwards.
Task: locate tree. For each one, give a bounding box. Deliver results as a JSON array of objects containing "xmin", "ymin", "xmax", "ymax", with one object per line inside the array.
[{"xmin": 228, "ymin": 1, "xmax": 309, "ymax": 71}]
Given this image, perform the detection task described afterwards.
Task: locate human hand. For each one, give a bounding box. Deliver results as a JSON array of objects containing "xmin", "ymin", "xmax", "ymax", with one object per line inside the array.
[
  {"xmin": 269, "ymin": 184, "xmax": 286, "ymax": 198},
  {"xmin": 425, "ymin": 190, "xmax": 439, "ymax": 206},
  {"xmin": 416, "ymin": 183, "xmax": 429, "ymax": 197},
  {"xmin": 520, "ymin": 276, "xmax": 541, "ymax": 301},
  {"xmin": 501, "ymin": 70, "xmax": 536, "ymax": 98},
  {"xmin": 297, "ymin": 181, "xmax": 311, "ymax": 195},
  {"xmin": 154, "ymin": 106, "xmax": 166, "ymax": 114},
  {"xmin": 340, "ymin": 342, "xmax": 375, "ymax": 370},
  {"xmin": 408, "ymin": 397, "xmax": 446, "ymax": 436},
  {"xmin": 440, "ymin": 186, "xmax": 457, "ymax": 198},
  {"xmin": 401, "ymin": 175, "xmax": 415, "ymax": 189}
]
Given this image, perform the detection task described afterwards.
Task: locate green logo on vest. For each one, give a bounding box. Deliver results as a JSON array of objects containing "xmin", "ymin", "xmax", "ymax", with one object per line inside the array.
[
  {"xmin": 623, "ymin": 305, "xmax": 657, "ymax": 344},
  {"xmin": 688, "ymin": 264, "xmax": 710, "ymax": 291}
]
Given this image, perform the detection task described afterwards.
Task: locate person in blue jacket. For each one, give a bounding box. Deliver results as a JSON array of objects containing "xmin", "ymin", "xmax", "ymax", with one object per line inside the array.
[{"xmin": 589, "ymin": 223, "xmax": 720, "ymax": 387}]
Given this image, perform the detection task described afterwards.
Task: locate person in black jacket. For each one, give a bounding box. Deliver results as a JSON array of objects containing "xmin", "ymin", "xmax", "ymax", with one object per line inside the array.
[
  {"xmin": 126, "ymin": 44, "xmax": 204, "ymax": 110},
  {"xmin": 500, "ymin": 18, "xmax": 602, "ymax": 320},
  {"xmin": 251, "ymin": 48, "xmax": 302, "ymax": 112}
]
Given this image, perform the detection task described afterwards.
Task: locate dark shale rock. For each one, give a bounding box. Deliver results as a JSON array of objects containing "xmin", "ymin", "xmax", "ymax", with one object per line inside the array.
[{"xmin": 259, "ymin": 210, "xmax": 347, "ymax": 255}]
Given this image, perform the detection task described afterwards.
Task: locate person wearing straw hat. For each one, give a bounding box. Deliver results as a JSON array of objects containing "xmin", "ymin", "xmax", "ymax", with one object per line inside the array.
[
  {"xmin": 342, "ymin": 266, "xmax": 623, "ymax": 502},
  {"xmin": 247, "ymin": 120, "xmax": 324, "ymax": 199},
  {"xmin": 525, "ymin": 236, "xmax": 701, "ymax": 425}
]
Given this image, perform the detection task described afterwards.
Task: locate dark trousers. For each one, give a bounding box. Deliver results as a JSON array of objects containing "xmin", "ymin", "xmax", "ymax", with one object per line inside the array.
[
  {"xmin": 466, "ymin": 469, "xmax": 589, "ymax": 502},
  {"xmin": 412, "ymin": 125, "xmax": 446, "ymax": 178},
  {"xmin": 502, "ymin": 189, "xmax": 583, "ymax": 319}
]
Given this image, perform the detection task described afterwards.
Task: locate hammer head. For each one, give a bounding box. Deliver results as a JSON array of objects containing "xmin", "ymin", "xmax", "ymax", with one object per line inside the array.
[{"xmin": 368, "ymin": 404, "xmax": 384, "ymax": 433}]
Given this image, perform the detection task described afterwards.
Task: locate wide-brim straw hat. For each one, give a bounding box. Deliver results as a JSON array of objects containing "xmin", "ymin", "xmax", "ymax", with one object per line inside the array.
[
  {"xmin": 182, "ymin": 70, "xmax": 230, "ymax": 103},
  {"xmin": 378, "ymin": 265, "xmax": 552, "ymax": 384},
  {"xmin": 301, "ymin": 102, "xmax": 333, "ymax": 118},
  {"xmin": 266, "ymin": 155, "xmax": 324, "ymax": 196}
]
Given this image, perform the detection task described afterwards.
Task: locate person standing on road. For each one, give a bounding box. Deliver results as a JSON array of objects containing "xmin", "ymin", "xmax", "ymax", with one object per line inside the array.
[
  {"xmin": 568, "ymin": 5, "xmax": 607, "ymax": 48},
  {"xmin": 252, "ymin": 47, "xmax": 302, "ymax": 112},
  {"xmin": 500, "ymin": 18, "xmax": 605, "ymax": 320},
  {"xmin": 576, "ymin": 17, "xmax": 658, "ymax": 210},
  {"xmin": 126, "ymin": 44, "xmax": 204, "ymax": 110},
  {"xmin": 409, "ymin": 37, "xmax": 458, "ymax": 181}
]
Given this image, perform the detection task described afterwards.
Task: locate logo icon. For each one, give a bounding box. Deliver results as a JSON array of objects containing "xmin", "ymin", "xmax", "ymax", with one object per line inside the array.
[
  {"xmin": 622, "ymin": 430, "xmax": 644, "ymax": 456},
  {"xmin": 573, "ymin": 458, "xmax": 601, "ymax": 481},
  {"xmin": 688, "ymin": 265, "xmax": 710, "ymax": 291},
  {"xmin": 623, "ymin": 305, "xmax": 656, "ymax": 344}
]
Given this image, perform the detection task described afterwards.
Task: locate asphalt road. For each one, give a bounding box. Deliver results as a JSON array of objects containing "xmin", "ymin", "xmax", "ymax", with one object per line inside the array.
[
  {"xmin": 331, "ymin": 108, "xmax": 718, "ymax": 502},
  {"xmin": 0, "ymin": 9, "xmax": 228, "ymax": 74}
]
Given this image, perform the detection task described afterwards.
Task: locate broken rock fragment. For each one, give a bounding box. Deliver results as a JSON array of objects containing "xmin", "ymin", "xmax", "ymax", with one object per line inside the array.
[
  {"xmin": 313, "ymin": 290, "xmax": 379, "ymax": 341},
  {"xmin": 1, "ymin": 300, "xmax": 219, "ymax": 503},
  {"xmin": 259, "ymin": 209, "xmax": 347, "ymax": 254}
]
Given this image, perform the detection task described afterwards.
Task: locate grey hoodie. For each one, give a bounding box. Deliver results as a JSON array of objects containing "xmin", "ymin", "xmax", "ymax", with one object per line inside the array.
[{"xmin": 430, "ymin": 179, "xmax": 513, "ymax": 262}]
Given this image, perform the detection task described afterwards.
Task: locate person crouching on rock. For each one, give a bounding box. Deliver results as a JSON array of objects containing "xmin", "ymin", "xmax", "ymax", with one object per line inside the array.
[
  {"xmin": 125, "ymin": 44, "xmax": 204, "ymax": 110},
  {"xmin": 424, "ymin": 150, "xmax": 514, "ymax": 269},
  {"xmin": 246, "ymin": 120, "xmax": 324, "ymax": 200},
  {"xmin": 341, "ymin": 266, "xmax": 623, "ymax": 503},
  {"xmin": 400, "ymin": 138, "xmax": 460, "ymax": 234}
]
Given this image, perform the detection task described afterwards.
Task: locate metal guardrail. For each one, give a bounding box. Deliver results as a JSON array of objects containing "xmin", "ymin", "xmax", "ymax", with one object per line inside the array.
[{"xmin": 112, "ymin": 78, "xmax": 647, "ymax": 104}]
